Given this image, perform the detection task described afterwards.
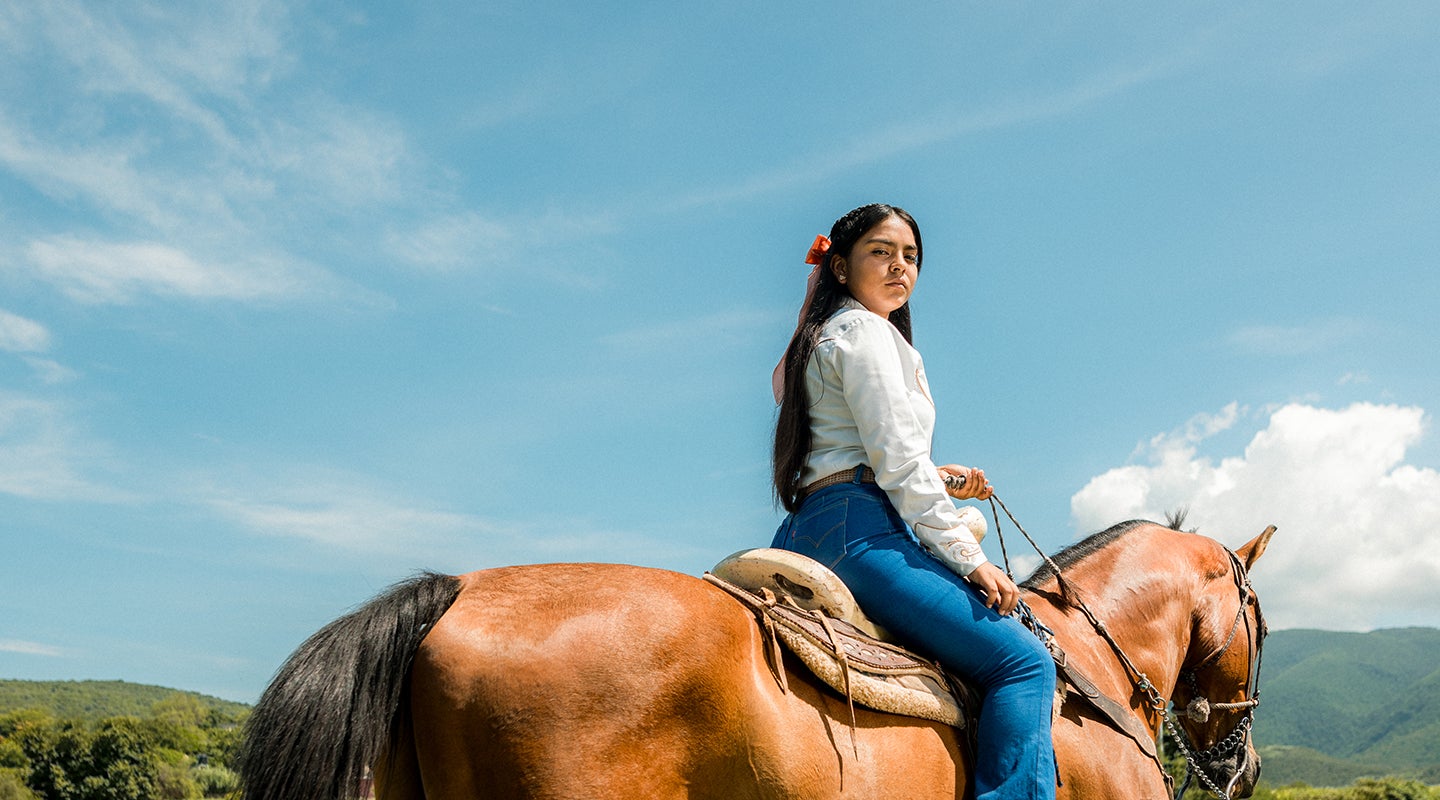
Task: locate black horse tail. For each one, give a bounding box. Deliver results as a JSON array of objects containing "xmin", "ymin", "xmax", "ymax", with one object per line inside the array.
[{"xmin": 237, "ymin": 571, "xmax": 462, "ymax": 800}]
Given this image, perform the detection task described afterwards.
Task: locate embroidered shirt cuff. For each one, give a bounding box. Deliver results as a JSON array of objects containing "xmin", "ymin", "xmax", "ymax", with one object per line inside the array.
[{"xmin": 914, "ymin": 523, "xmax": 989, "ymax": 576}]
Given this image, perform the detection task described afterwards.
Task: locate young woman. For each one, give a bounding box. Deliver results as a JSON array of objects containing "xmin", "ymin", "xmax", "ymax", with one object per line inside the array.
[{"xmin": 771, "ymin": 203, "xmax": 1056, "ymax": 800}]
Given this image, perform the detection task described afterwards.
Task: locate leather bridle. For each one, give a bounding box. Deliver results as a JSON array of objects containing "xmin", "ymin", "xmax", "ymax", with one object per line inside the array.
[
  {"xmin": 1166, "ymin": 548, "xmax": 1267, "ymax": 800},
  {"xmin": 987, "ymin": 496, "xmax": 1271, "ymax": 800}
]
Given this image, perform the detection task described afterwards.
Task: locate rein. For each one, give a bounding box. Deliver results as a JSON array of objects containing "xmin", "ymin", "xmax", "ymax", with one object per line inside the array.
[{"xmin": 984, "ymin": 496, "xmax": 1268, "ymax": 800}]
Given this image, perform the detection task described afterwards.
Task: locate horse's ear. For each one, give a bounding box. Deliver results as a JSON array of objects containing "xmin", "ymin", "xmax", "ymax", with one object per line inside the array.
[{"xmin": 1236, "ymin": 525, "xmax": 1276, "ymax": 571}]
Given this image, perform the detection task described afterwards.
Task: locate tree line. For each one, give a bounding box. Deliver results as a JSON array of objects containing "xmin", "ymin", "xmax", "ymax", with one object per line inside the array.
[
  {"xmin": 0, "ymin": 693, "xmax": 244, "ymax": 800},
  {"xmin": 2, "ymin": 685, "xmax": 1434, "ymax": 799},
  {"xmin": 1161, "ymin": 735, "xmax": 1439, "ymax": 800}
]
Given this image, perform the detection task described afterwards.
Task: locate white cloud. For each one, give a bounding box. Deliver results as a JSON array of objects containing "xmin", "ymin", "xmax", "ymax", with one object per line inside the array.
[
  {"xmin": 385, "ymin": 211, "xmax": 517, "ymax": 271},
  {"xmin": 671, "ymin": 55, "xmax": 1189, "ymax": 211},
  {"xmin": 25, "ymin": 235, "xmax": 312, "ymax": 305},
  {"xmin": 1072, "ymin": 402, "xmax": 1440, "ymax": 631},
  {"xmin": 0, "ymin": 114, "xmax": 211, "ymax": 234},
  {"xmin": 21, "ymin": 357, "xmax": 79, "ymax": 385},
  {"xmin": 0, "ymin": 4, "xmax": 406, "ymax": 308},
  {"xmin": 259, "ymin": 103, "xmax": 413, "ymax": 209},
  {"xmin": 0, "ymin": 392, "xmax": 131, "ymax": 502},
  {"xmin": 1227, "ymin": 318, "xmax": 1367, "ymax": 357},
  {"xmin": 211, "ymin": 494, "xmax": 499, "ymax": 557},
  {"xmin": 201, "ymin": 471, "xmax": 520, "ymax": 566},
  {"xmin": 1339, "ymin": 371, "xmax": 1371, "ymax": 386},
  {"xmin": 384, "ymin": 209, "xmax": 617, "ymax": 279},
  {"xmin": 199, "ymin": 469, "xmax": 666, "ymax": 571},
  {"xmin": 0, "ymin": 639, "xmax": 65, "ymax": 657},
  {"xmin": 7, "ymin": 1, "xmax": 288, "ymax": 147},
  {"xmin": 0, "ymin": 308, "xmax": 50, "ymax": 352}
]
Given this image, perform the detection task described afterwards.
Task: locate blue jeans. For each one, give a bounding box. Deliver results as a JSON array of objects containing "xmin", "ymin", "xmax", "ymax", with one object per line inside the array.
[{"xmin": 771, "ymin": 473, "xmax": 1056, "ymax": 800}]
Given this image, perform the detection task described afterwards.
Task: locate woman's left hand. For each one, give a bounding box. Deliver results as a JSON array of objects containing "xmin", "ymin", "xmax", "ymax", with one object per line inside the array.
[
  {"xmin": 965, "ymin": 562, "xmax": 1020, "ymax": 615},
  {"xmin": 938, "ymin": 464, "xmax": 994, "ymax": 500}
]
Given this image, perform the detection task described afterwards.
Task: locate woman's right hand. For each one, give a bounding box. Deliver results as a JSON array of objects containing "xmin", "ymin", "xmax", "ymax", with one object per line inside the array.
[
  {"xmin": 965, "ymin": 562, "xmax": 1020, "ymax": 616},
  {"xmin": 938, "ymin": 464, "xmax": 994, "ymax": 500}
]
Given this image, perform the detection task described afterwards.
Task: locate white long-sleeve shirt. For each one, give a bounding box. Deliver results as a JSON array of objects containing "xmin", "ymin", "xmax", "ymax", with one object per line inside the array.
[{"xmin": 801, "ymin": 298, "xmax": 988, "ymax": 576}]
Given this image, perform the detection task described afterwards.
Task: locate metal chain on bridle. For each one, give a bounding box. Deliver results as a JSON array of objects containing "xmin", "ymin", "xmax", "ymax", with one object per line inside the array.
[
  {"xmin": 1167, "ymin": 546, "xmax": 1267, "ymax": 800},
  {"xmin": 979, "ymin": 493, "xmax": 1267, "ymax": 800}
]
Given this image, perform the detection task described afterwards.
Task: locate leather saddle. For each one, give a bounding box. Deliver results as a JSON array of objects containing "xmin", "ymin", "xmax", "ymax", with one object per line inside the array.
[
  {"xmin": 706, "ymin": 547, "xmax": 1159, "ymax": 762},
  {"xmin": 706, "ymin": 548, "xmax": 973, "ymax": 728}
]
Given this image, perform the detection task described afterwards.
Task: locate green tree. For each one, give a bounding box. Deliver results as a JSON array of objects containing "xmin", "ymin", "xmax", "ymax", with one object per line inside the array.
[
  {"xmin": 152, "ymin": 753, "xmax": 199, "ymax": 800},
  {"xmin": 24, "ymin": 718, "xmax": 163, "ymax": 800},
  {"xmin": 0, "ymin": 769, "xmax": 38, "ymax": 800},
  {"xmin": 191, "ymin": 764, "xmax": 238, "ymax": 798},
  {"xmin": 198, "ymin": 723, "xmax": 242, "ymax": 772},
  {"xmin": 0, "ymin": 739, "xmax": 26, "ymax": 772},
  {"xmin": 1349, "ymin": 777, "xmax": 1439, "ymax": 800},
  {"xmin": 1270, "ymin": 777, "xmax": 1440, "ymax": 800}
]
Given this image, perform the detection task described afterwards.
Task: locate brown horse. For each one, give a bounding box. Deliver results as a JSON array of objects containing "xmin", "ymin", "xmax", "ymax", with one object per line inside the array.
[{"xmin": 238, "ymin": 520, "xmax": 1273, "ymax": 800}]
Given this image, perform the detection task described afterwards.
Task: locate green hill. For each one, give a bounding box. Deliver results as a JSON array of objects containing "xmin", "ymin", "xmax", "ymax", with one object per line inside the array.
[
  {"xmin": 4, "ymin": 629, "xmax": 1438, "ymax": 790},
  {"xmin": 1255, "ymin": 745, "xmax": 1396, "ymax": 788},
  {"xmin": 1350, "ymin": 665, "xmax": 1440, "ymax": 769},
  {"xmin": 0, "ymin": 679, "xmax": 250, "ymax": 721},
  {"xmin": 1256, "ymin": 627, "xmax": 1440, "ymax": 785}
]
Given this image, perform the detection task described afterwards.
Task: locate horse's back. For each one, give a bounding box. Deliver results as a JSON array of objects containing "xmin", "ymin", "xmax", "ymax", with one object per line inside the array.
[{"xmin": 400, "ymin": 562, "xmax": 961, "ymax": 800}]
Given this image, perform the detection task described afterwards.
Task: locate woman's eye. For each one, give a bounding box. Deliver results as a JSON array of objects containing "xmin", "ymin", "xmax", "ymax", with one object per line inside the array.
[{"xmin": 905, "ymin": 254, "xmax": 918, "ymax": 264}]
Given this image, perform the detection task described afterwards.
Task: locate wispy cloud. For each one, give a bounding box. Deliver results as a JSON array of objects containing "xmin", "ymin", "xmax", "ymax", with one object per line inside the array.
[
  {"xmin": 599, "ymin": 309, "xmax": 784, "ymax": 354},
  {"xmin": 1227, "ymin": 318, "xmax": 1368, "ymax": 357},
  {"xmin": 196, "ymin": 466, "xmax": 675, "ymax": 571},
  {"xmin": 0, "ymin": 392, "xmax": 133, "ymax": 502},
  {"xmin": 7, "ymin": 1, "xmax": 289, "ymax": 148},
  {"xmin": 24, "ymin": 235, "xmax": 316, "ymax": 305},
  {"xmin": 669, "ymin": 57, "xmax": 1188, "ymax": 213},
  {"xmin": 21, "ymin": 357, "xmax": 79, "ymax": 385},
  {"xmin": 210, "ymin": 493, "xmax": 502, "ymax": 557},
  {"xmin": 198, "ymin": 468, "xmax": 521, "ymax": 565},
  {"xmin": 385, "ymin": 211, "xmax": 522, "ymax": 272},
  {"xmin": 384, "ymin": 208, "xmax": 618, "ymax": 281},
  {"xmin": 0, "ymin": 3, "xmax": 409, "ymax": 308},
  {"xmin": 0, "ymin": 639, "xmax": 66, "ymax": 657},
  {"xmin": 1, "ymin": 308, "xmax": 80, "ymax": 383},
  {"xmin": 0, "ymin": 308, "xmax": 50, "ymax": 352},
  {"xmin": 0, "ymin": 116, "xmax": 199, "ymax": 234}
]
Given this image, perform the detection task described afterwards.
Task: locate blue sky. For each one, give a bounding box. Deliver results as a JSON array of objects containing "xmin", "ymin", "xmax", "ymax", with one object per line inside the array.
[{"xmin": 2, "ymin": 3, "xmax": 1438, "ymax": 703}]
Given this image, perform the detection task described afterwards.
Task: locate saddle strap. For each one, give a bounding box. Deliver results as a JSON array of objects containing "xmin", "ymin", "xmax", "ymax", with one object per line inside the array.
[{"xmin": 1054, "ymin": 654, "xmax": 1159, "ymax": 762}]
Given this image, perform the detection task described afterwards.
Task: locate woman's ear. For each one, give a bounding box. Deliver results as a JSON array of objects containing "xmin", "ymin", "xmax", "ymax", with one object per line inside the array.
[{"xmin": 831, "ymin": 255, "xmax": 848, "ymax": 284}]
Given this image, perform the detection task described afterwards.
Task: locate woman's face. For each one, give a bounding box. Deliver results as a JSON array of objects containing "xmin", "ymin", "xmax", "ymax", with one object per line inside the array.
[{"xmin": 833, "ymin": 215, "xmax": 919, "ymax": 317}]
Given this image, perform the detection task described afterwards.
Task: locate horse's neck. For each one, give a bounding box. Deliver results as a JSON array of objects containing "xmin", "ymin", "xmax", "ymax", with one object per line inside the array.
[{"xmin": 1029, "ymin": 530, "xmax": 1201, "ymax": 709}]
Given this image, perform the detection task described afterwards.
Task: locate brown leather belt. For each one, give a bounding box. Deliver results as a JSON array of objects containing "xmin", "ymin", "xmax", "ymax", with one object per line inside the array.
[{"xmin": 802, "ymin": 466, "xmax": 876, "ymax": 498}]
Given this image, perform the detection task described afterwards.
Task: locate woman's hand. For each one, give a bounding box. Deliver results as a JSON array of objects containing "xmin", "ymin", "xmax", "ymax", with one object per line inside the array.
[
  {"xmin": 965, "ymin": 562, "xmax": 1020, "ymax": 616},
  {"xmin": 937, "ymin": 464, "xmax": 994, "ymax": 500}
]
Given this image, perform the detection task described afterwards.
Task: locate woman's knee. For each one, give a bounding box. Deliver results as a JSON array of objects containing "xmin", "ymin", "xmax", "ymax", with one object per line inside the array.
[{"xmin": 993, "ymin": 628, "xmax": 1056, "ymax": 687}]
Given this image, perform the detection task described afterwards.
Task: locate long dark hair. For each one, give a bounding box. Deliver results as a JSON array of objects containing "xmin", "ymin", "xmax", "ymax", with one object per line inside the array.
[{"xmin": 771, "ymin": 203, "xmax": 923, "ymax": 512}]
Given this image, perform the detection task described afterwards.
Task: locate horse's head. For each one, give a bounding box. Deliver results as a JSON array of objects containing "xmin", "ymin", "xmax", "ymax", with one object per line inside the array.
[{"xmin": 1169, "ymin": 525, "xmax": 1275, "ymax": 799}]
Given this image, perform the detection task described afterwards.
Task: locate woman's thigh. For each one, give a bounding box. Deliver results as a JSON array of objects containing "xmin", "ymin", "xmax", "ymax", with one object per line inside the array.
[{"xmin": 839, "ymin": 529, "xmax": 1046, "ymax": 683}]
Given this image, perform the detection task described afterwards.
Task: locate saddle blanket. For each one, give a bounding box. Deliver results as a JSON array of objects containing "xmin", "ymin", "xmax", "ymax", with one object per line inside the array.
[{"xmin": 703, "ymin": 570, "xmax": 968, "ymax": 728}]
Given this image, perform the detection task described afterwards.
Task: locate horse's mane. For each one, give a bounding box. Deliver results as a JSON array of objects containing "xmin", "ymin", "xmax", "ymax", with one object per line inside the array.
[{"xmin": 1020, "ymin": 519, "xmax": 1157, "ymax": 589}]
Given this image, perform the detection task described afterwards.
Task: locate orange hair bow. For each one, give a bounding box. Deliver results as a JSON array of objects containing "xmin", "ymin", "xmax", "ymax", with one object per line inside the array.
[{"xmin": 805, "ymin": 234, "xmax": 831, "ymax": 265}]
